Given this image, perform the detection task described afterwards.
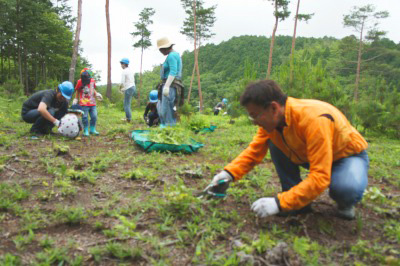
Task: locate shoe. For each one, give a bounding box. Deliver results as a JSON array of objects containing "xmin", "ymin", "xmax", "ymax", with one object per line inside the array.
[
  {"xmin": 277, "ymin": 204, "xmax": 313, "ymax": 217},
  {"xmin": 337, "ymin": 205, "xmax": 355, "ymax": 220},
  {"xmin": 121, "ymin": 118, "xmax": 131, "ymax": 123},
  {"xmin": 83, "ymin": 127, "xmax": 89, "ymax": 137},
  {"xmin": 90, "ymin": 126, "xmax": 99, "ymax": 136}
]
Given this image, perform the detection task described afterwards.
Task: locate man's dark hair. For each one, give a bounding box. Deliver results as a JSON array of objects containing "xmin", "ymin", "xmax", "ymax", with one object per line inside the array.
[{"xmin": 240, "ymin": 80, "xmax": 287, "ymax": 107}]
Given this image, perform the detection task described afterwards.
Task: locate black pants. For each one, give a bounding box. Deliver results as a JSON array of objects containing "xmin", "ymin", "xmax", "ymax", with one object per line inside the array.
[
  {"xmin": 22, "ymin": 108, "xmax": 66, "ymax": 134},
  {"xmin": 147, "ymin": 111, "xmax": 159, "ymax": 127},
  {"xmin": 214, "ymin": 109, "xmax": 220, "ymax": 116}
]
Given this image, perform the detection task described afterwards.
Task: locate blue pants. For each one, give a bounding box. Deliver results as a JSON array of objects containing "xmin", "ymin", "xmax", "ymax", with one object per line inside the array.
[
  {"xmin": 81, "ymin": 105, "xmax": 97, "ymax": 128},
  {"xmin": 268, "ymin": 140, "xmax": 369, "ymax": 208},
  {"xmin": 124, "ymin": 86, "xmax": 136, "ymax": 121},
  {"xmin": 157, "ymin": 87, "xmax": 176, "ymax": 126},
  {"xmin": 22, "ymin": 107, "xmax": 66, "ymax": 134}
]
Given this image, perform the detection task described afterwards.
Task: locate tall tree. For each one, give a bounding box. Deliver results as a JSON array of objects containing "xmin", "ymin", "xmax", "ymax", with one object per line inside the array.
[
  {"xmin": 343, "ymin": 4, "xmax": 388, "ymax": 101},
  {"xmin": 266, "ymin": 0, "xmax": 290, "ymax": 78},
  {"xmin": 105, "ymin": 0, "xmax": 112, "ymax": 99},
  {"xmin": 289, "ymin": 0, "xmax": 313, "ymax": 85},
  {"xmin": 181, "ymin": 0, "xmax": 216, "ymax": 109},
  {"xmin": 69, "ymin": 0, "xmax": 82, "ymax": 83},
  {"xmin": 131, "ymin": 7, "xmax": 155, "ymax": 104}
]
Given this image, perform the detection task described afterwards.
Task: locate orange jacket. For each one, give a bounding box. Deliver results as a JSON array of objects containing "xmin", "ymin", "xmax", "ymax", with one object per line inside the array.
[{"xmin": 225, "ymin": 97, "xmax": 368, "ymax": 210}]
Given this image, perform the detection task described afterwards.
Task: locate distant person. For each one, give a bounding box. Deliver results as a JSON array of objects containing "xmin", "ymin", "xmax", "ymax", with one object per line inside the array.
[
  {"xmin": 21, "ymin": 81, "xmax": 73, "ymax": 136},
  {"xmin": 58, "ymin": 108, "xmax": 84, "ymax": 138},
  {"xmin": 213, "ymin": 98, "xmax": 228, "ymax": 115},
  {"xmin": 73, "ymin": 69, "xmax": 103, "ymax": 136},
  {"xmin": 207, "ymin": 80, "xmax": 369, "ymax": 220},
  {"xmin": 143, "ymin": 90, "xmax": 159, "ymax": 127},
  {"xmin": 156, "ymin": 37, "xmax": 184, "ymax": 127},
  {"xmin": 119, "ymin": 58, "xmax": 136, "ymax": 123}
]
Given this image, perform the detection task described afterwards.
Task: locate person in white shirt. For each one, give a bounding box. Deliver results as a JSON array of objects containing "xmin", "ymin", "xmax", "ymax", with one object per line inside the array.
[{"xmin": 120, "ymin": 58, "xmax": 136, "ymax": 122}]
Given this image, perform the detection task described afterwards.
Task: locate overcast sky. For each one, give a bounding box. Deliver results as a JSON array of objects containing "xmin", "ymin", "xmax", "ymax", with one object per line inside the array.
[{"xmin": 69, "ymin": 0, "xmax": 400, "ymax": 85}]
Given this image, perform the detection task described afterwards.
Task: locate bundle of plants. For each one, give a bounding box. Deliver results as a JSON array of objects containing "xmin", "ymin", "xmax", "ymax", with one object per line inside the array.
[
  {"xmin": 147, "ymin": 127, "xmax": 194, "ymax": 145},
  {"xmin": 183, "ymin": 114, "xmax": 210, "ymax": 132}
]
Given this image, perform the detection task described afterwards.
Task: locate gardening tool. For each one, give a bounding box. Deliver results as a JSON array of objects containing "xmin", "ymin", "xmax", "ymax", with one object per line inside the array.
[{"xmin": 196, "ymin": 179, "xmax": 229, "ymax": 199}]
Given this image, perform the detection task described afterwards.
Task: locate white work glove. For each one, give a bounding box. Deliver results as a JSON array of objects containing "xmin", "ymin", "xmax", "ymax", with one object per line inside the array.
[
  {"xmin": 207, "ymin": 170, "xmax": 233, "ymax": 196},
  {"xmin": 72, "ymin": 98, "xmax": 78, "ymax": 105},
  {"xmin": 211, "ymin": 170, "xmax": 233, "ymax": 186},
  {"xmin": 53, "ymin": 119, "xmax": 61, "ymax": 128},
  {"xmin": 251, "ymin": 197, "xmax": 280, "ymax": 218},
  {"xmin": 96, "ymin": 92, "xmax": 103, "ymax": 101},
  {"xmin": 163, "ymin": 75, "xmax": 175, "ymax": 97}
]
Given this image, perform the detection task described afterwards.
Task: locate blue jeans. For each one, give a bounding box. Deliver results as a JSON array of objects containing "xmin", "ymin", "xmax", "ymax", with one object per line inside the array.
[
  {"xmin": 157, "ymin": 87, "xmax": 176, "ymax": 126},
  {"xmin": 124, "ymin": 86, "xmax": 136, "ymax": 121},
  {"xmin": 268, "ymin": 140, "xmax": 369, "ymax": 208},
  {"xmin": 22, "ymin": 107, "xmax": 66, "ymax": 134},
  {"xmin": 81, "ymin": 105, "xmax": 97, "ymax": 128}
]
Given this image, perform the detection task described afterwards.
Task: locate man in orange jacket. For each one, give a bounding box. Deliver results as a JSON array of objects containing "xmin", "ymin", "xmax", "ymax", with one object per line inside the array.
[{"xmin": 209, "ymin": 80, "xmax": 369, "ymax": 220}]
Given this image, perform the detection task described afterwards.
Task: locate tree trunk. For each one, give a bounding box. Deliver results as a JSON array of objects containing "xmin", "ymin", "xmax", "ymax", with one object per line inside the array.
[
  {"xmin": 105, "ymin": 0, "xmax": 112, "ymax": 100},
  {"xmin": 267, "ymin": 0, "xmax": 279, "ymax": 79},
  {"xmin": 289, "ymin": 0, "xmax": 300, "ymax": 86},
  {"xmin": 69, "ymin": 0, "xmax": 82, "ymax": 83},
  {"xmin": 354, "ymin": 19, "xmax": 364, "ymax": 102},
  {"xmin": 187, "ymin": 63, "xmax": 196, "ymax": 102},
  {"xmin": 24, "ymin": 51, "xmax": 29, "ymax": 94},
  {"xmin": 138, "ymin": 46, "xmax": 144, "ymax": 106},
  {"xmin": 16, "ymin": 0, "xmax": 23, "ymax": 87},
  {"xmin": 193, "ymin": 0, "xmax": 203, "ymax": 111}
]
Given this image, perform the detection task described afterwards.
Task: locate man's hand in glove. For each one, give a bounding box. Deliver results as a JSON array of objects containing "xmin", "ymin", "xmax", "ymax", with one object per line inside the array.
[
  {"xmin": 251, "ymin": 197, "xmax": 280, "ymax": 218},
  {"xmin": 209, "ymin": 170, "xmax": 233, "ymax": 195},
  {"xmin": 72, "ymin": 99, "xmax": 78, "ymax": 105}
]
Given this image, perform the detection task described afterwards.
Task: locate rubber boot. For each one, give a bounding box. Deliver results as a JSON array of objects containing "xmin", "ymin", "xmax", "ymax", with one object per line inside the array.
[
  {"xmin": 90, "ymin": 126, "xmax": 99, "ymax": 136},
  {"xmin": 83, "ymin": 127, "xmax": 89, "ymax": 137}
]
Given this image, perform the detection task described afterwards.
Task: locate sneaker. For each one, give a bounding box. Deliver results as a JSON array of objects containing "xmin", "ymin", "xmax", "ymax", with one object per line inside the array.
[
  {"xmin": 277, "ymin": 204, "xmax": 313, "ymax": 217},
  {"xmin": 337, "ymin": 205, "xmax": 355, "ymax": 220}
]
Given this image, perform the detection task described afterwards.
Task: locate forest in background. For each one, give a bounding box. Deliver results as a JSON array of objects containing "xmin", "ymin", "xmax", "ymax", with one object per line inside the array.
[
  {"xmin": 0, "ymin": 0, "xmax": 399, "ymax": 137},
  {"xmin": 137, "ymin": 34, "xmax": 400, "ymax": 137}
]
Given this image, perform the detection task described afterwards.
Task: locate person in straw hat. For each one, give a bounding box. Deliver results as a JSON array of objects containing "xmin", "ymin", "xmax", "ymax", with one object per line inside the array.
[{"xmin": 156, "ymin": 37, "xmax": 183, "ymax": 127}]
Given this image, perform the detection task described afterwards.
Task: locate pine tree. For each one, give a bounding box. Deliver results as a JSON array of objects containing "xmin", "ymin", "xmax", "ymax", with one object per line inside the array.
[
  {"xmin": 343, "ymin": 4, "xmax": 388, "ymax": 101},
  {"xmin": 131, "ymin": 8, "xmax": 155, "ymax": 104}
]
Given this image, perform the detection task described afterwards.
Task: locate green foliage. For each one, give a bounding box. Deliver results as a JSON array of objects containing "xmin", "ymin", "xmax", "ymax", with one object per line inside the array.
[
  {"xmin": 148, "ymin": 127, "xmax": 194, "ymax": 145},
  {"xmin": 181, "ymin": 114, "xmax": 210, "ymax": 131},
  {"xmin": 131, "ymin": 8, "xmax": 156, "ymax": 50}
]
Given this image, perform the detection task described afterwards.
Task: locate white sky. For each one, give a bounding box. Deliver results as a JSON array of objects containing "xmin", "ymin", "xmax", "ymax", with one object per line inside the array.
[{"xmin": 69, "ymin": 0, "xmax": 400, "ymax": 85}]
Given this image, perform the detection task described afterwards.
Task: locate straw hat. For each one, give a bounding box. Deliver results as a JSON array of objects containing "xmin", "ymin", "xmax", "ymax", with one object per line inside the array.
[{"xmin": 157, "ymin": 37, "xmax": 174, "ymax": 49}]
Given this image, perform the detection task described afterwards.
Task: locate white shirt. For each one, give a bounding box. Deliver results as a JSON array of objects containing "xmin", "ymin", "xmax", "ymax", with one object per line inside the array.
[{"xmin": 120, "ymin": 67, "xmax": 135, "ymax": 91}]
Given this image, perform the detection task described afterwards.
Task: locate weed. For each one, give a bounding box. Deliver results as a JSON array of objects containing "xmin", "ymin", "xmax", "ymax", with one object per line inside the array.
[
  {"xmin": 384, "ymin": 220, "xmax": 400, "ymax": 243},
  {"xmin": 66, "ymin": 168, "xmax": 97, "ymax": 184},
  {"xmin": 39, "ymin": 235, "xmax": 55, "ymax": 249},
  {"xmin": 106, "ymin": 242, "xmax": 143, "ymax": 260},
  {"xmin": 54, "ymin": 206, "xmax": 87, "ymax": 225},
  {"xmin": 364, "ymin": 186, "xmax": 386, "ymax": 203},
  {"xmin": 54, "ymin": 177, "xmax": 77, "ymax": 196},
  {"xmin": 293, "ymin": 237, "xmax": 321, "ymax": 265},
  {"xmin": 13, "ymin": 229, "xmax": 35, "ymax": 250},
  {"xmin": 0, "ymin": 253, "xmax": 21, "ymax": 265},
  {"xmin": 35, "ymin": 247, "xmax": 80, "ymax": 265},
  {"xmin": 121, "ymin": 168, "xmax": 157, "ymax": 181}
]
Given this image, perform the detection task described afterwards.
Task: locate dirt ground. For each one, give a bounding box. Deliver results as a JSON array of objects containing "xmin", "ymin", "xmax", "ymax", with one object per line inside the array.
[{"xmin": 1, "ymin": 127, "xmax": 400, "ymax": 265}]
